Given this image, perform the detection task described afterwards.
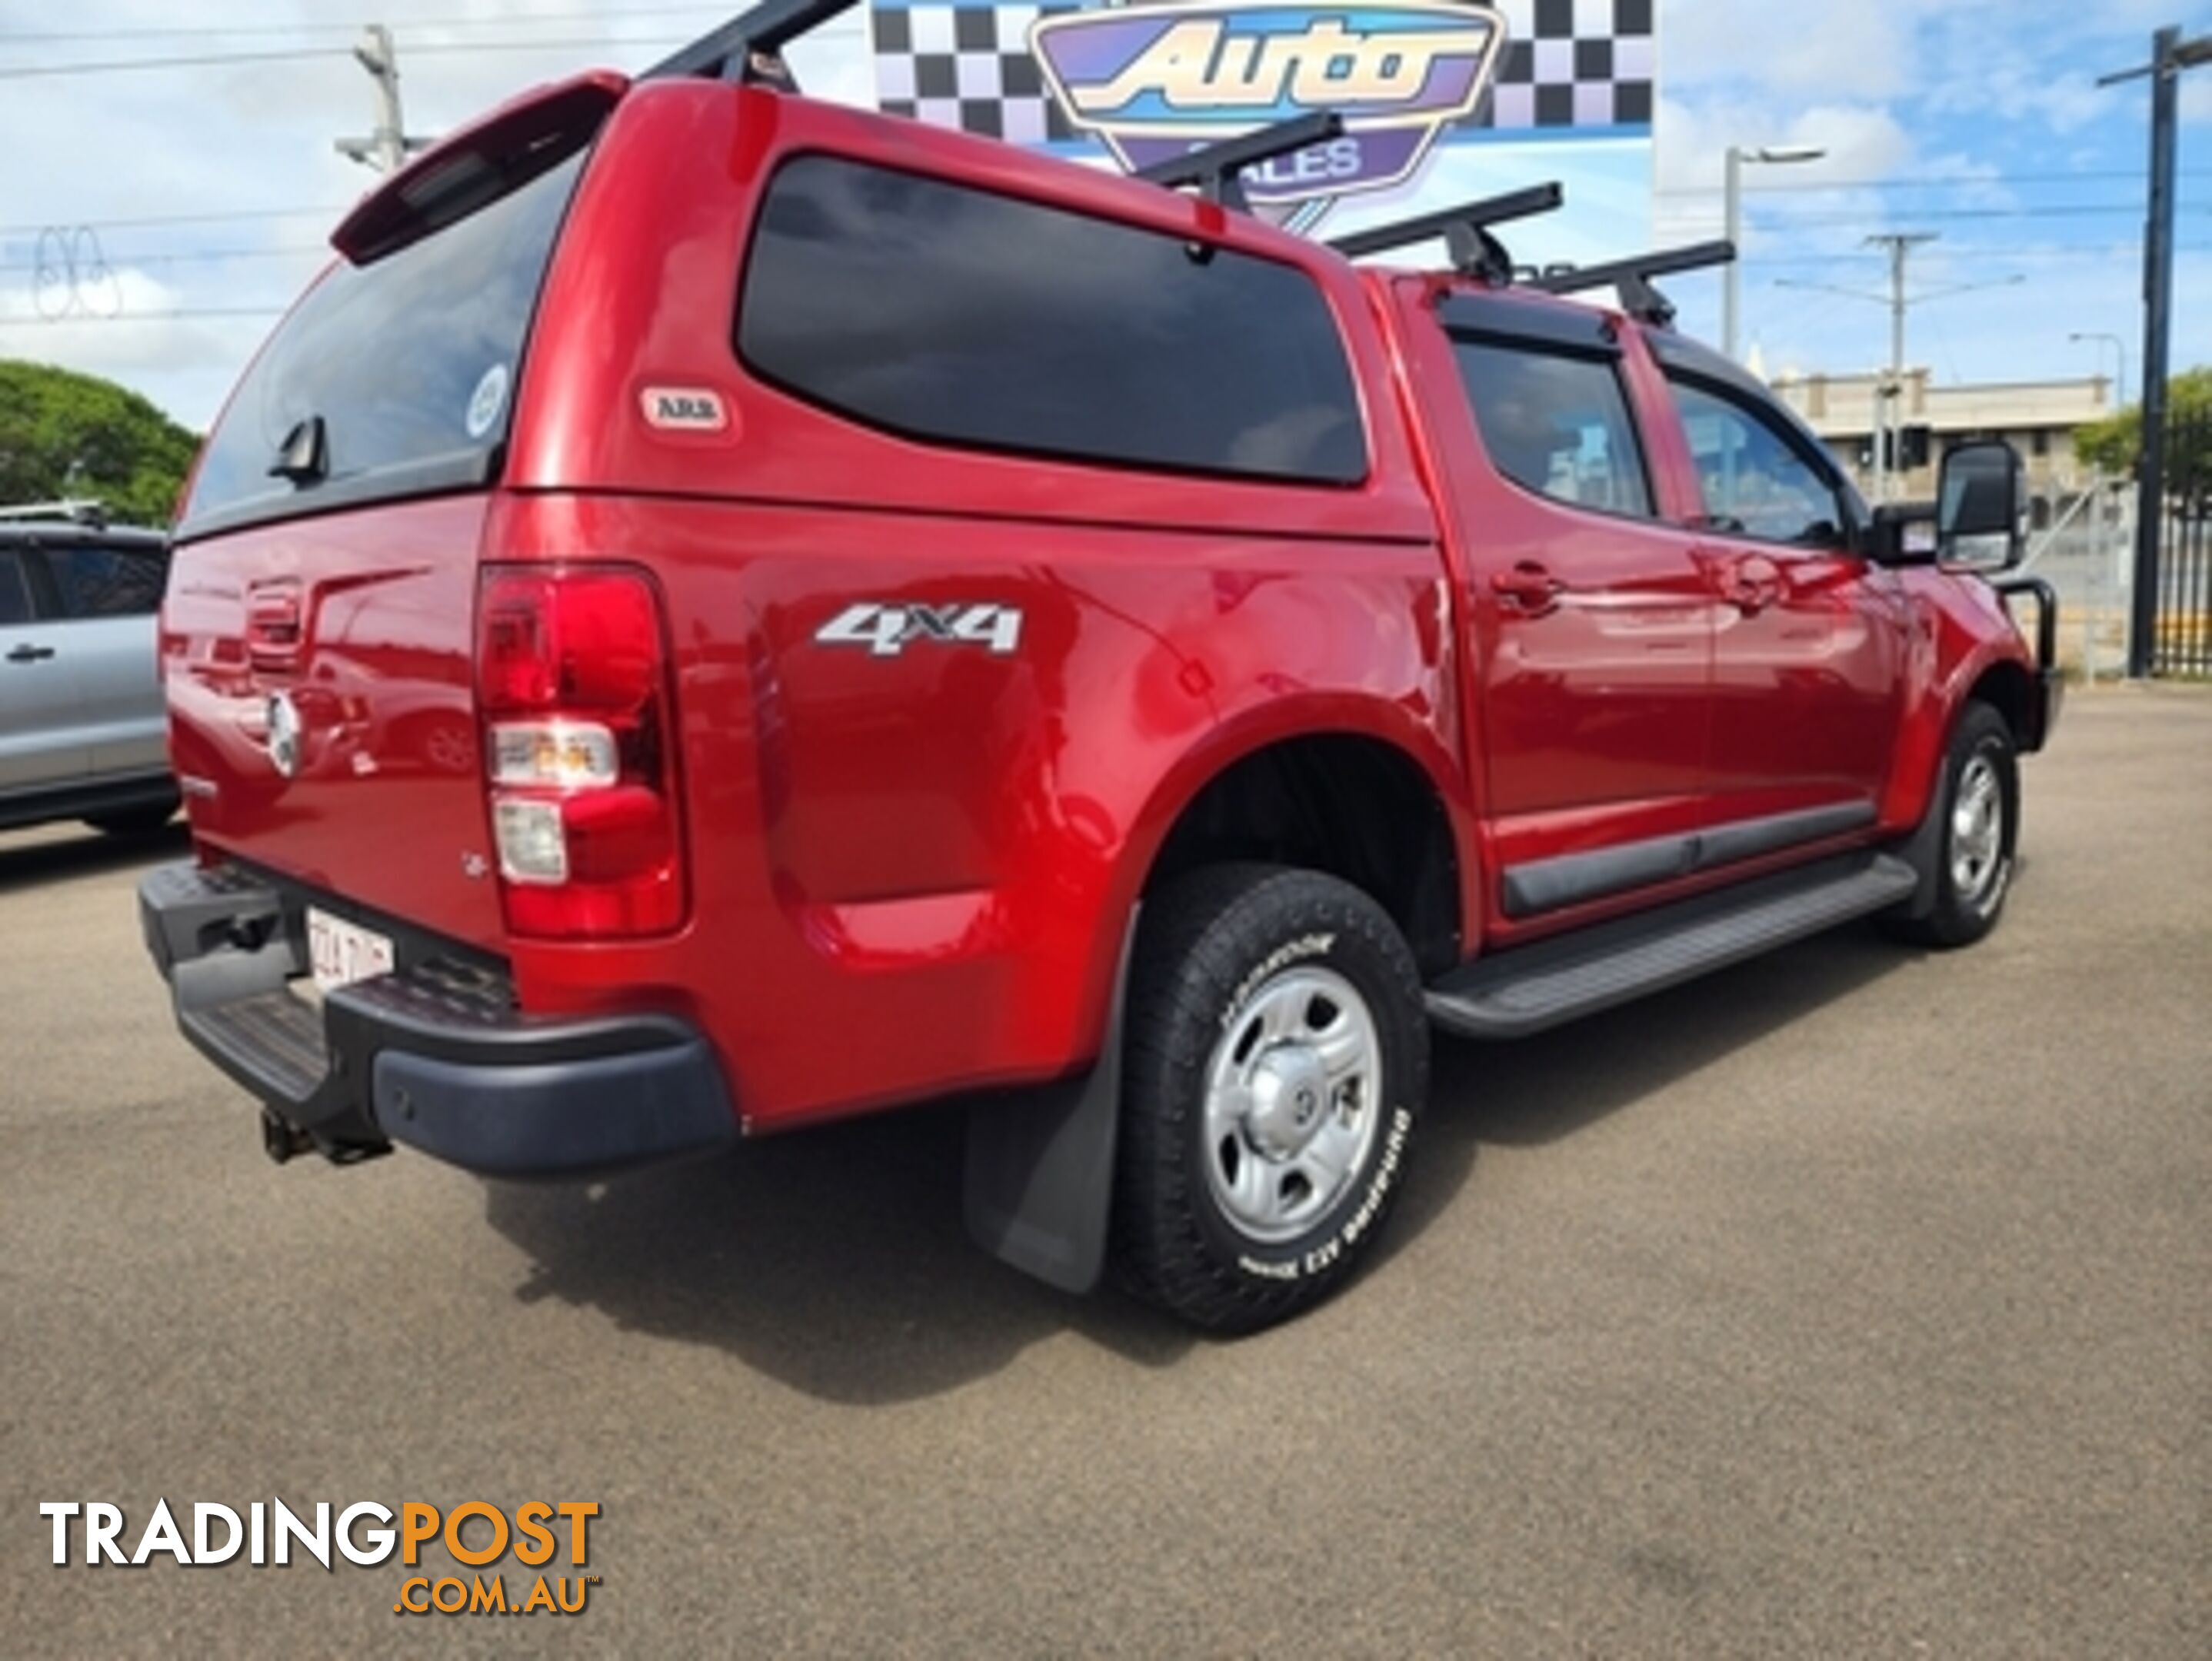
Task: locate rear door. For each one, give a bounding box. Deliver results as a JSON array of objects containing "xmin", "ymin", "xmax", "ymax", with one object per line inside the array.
[
  {"xmin": 0, "ymin": 547, "xmax": 85, "ymax": 790},
  {"xmin": 1410, "ymin": 288, "xmax": 1715, "ymax": 927},
  {"xmin": 1654, "ymin": 353, "xmax": 1908, "ymax": 838},
  {"xmin": 36, "ymin": 538, "xmax": 170, "ymax": 778}
]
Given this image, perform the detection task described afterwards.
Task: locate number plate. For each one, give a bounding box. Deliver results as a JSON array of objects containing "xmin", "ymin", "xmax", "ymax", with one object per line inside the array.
[{"xmin": 306, "ymin": 907, "xmax": 395, "ymax": 994}]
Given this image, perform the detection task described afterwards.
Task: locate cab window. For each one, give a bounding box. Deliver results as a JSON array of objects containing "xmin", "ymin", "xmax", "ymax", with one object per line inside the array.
[
  {"xmin": 1667, "ymin": 376, "xmax": 1845, "ymax": 547},
  {"xmin": 44, "ymin": 544, "xmax": 168, "ymax": 619},
  {"xmin": 1453, "ymin": 340, "xmax": 1652, "ymax": 518}
]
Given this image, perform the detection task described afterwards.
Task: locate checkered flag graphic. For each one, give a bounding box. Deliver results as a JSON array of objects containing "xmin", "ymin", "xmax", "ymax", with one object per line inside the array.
[
  {"xmin": 868, "ymin": 0, "xmax": 1656, "ymax": 146},
  {"xmin": 871, "ymin": 3, "xmax": 1081, "ymax": 143},
  {"xmin": 1478, "ymin": 0, "xmax": 1655, "ymax": 131}
]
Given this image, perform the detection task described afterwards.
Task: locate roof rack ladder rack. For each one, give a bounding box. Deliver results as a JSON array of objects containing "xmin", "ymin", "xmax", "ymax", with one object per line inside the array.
[
  {"xmin": 645, "ymin": 0, "xmax": 865, "ymax": 91},
  {"xmin": 1326, "ymin": 183, "xmax": 1566, "ymax": 283},
  {"xmin": 1526, "ymin": 240, "xmax": 1738, "ymax": 329},
  {"xmin": 1134, "ymin": 112, "xmax": 1345, "ymax": 211}
]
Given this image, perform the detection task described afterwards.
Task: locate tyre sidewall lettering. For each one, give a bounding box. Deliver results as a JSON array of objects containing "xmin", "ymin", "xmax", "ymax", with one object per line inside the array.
[{"xmin": 1236, "ymin": 1104, "xmax": 1414, "ymax": 1283}]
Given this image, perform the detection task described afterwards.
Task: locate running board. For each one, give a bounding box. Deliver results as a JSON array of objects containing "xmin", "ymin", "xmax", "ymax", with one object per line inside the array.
[{"xmin": 1427, "ymin": 852, "xmax": 1917, "ymax": 1040}]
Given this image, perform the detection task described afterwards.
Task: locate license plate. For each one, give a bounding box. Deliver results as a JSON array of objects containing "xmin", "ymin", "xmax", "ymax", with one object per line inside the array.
[{"xmin": 306, "ymin": 907, "xmax": 395, "ymax": 994}]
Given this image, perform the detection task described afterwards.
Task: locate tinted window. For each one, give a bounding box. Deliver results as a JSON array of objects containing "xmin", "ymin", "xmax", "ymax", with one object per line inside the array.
[
  {"xmin": 0, "ymin": 554, "xmax": 28, "ymax": 626},
  {"xmin": 1452, "ymin": 341, "xmax": 1651, "ymax": 517},
  {"xmin": 738, "ymin": 156, "xmax": 1365, "ymax": 485},
  {"xmin": 1669, "ymin": 377, "xmax": 1844, "ymax": 546},
  {"xmin": 182, "ymin": 150, "xmax": 587, "ymax": 535},
  {"xmin": 45, "ymin": 545, "xmax": 167, "ymax": 619}
]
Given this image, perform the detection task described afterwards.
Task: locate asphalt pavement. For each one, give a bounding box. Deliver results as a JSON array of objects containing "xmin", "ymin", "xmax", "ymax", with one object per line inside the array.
[{"xmin": 2, "ymin": 687, "xmax": 2207, "ymax": 1657}]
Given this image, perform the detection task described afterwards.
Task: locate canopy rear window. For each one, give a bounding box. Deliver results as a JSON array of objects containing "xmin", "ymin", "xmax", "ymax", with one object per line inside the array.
[{"xmin": 178, "ymin": 148, "xmax": 587, "ymax": 541}]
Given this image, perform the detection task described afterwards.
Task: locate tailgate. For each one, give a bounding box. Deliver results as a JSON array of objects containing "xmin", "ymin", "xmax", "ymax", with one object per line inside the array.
[{"xmin": 163, "ymin": 495, "xmax": 505, "ymax": 951}]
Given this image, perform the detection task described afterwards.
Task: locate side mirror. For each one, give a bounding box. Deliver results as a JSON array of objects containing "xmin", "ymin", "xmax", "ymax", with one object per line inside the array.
[
  {"xmin": 1937, "ymin": 439, "xmax": 2026, "ymax": 573},
  {"xmin": 1864, "ymin": 502, "xmax": 1940, "ymax": 567}
]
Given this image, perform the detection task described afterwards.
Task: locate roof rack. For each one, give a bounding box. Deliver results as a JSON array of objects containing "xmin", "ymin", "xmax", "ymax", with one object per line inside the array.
[
  {"xmin": 1134, "ymin": 112, "xmax": 1345, "ymax": 211},
  {"xmin": 1526, "ymin": 240, "xmax": 1737, "ymax": 329},
  {"xmin": 644, "ymin": 0, "xmax": 863, "ymax": 92},
  {"xmin": 1327, "ymin": 183, "xmax": 1566, "ymax": 284},
  {"xmin": 0, "ymin": 499, "xmax": 109, "ymax": 528}
]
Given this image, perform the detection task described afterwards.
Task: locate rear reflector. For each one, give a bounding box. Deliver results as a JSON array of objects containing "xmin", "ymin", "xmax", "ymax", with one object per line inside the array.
[{"xmin": 476, "ymin": 565, "xmax": 685, "ymax": 938}]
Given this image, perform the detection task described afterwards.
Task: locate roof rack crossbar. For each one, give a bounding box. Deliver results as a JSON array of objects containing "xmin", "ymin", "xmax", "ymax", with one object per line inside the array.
[
  {"xmin": 1527, "ymin": 239, "xmax": 1737, "ymax": 328},
  {"xmin": 1134, "ymin": 112, "xmax": 1344, "ymax": 211},
  {"xmin": 644, "ymin": 0, "xmax": 864, "ymax": 89},
  {"xmin": 1326, "ymin": 182, "xmax": 1565, "ymax": 276}
]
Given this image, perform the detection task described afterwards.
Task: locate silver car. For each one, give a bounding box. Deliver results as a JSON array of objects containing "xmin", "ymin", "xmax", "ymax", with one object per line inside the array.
[{"xmin": 0, "ymin": 506, "xmax": 178, "ymax": 835}]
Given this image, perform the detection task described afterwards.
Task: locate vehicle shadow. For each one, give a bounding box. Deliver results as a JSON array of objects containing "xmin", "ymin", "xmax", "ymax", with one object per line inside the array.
[
  {"xmin": 479, "ymin": 924, "xmax": 1911, "ymax": 1405},
  {"xmin": 1389, "ymin": 924, "xmax": 1913, "ymax": 1240},
  {"xmin": 0, "ymin": 821, "xmax": 188, "ymax": 897}
]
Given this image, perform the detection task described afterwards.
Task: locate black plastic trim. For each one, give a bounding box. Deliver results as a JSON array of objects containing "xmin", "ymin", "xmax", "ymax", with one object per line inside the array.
[
  {"xmin": 139, "ymin": 861, "xmax": 737, "ymax": 1177},
  {"xmin": 0, "ymin": 771, "xmax": 177, "ymax": 834},
  {"xmin": 1501, "ymin": 834, "xmax": 1693, "ymax": 919},
  {"xmin": 1501, "ymin": 800, "xmax": 1879, "ymax": 920},
  {"xmin": 1437, "ymin": 292, "xmax": 1621, "ymax": 356}
]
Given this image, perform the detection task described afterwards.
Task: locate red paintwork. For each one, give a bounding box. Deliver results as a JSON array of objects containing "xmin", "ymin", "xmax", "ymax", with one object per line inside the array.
[{"xmin": 164, "ymin": 76, "xmax": 2041, "ymax": 1132}]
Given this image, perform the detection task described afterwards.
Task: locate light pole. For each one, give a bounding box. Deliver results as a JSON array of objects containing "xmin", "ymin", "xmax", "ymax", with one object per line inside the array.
[
  {"xmin": 2099, "ymin": 26, "xmax": 2211, "ymax": 677},
  {"xmin": 1723, "ymin": 145, "xmax": 1826, "ymax": 363},
  {"xmin": 2069, "ymin": 331, "xmax": 2129, "ymax": 409}
]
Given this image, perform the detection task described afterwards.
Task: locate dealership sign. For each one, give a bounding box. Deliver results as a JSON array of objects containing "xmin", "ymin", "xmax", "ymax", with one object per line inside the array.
[
  {"xmin": 870, "ymin": 0, "xmax": 1657, "ymax": 233},
  {"xmin": 1030, "ymin": 2, "xmax": 1504, "ymax": 208}
]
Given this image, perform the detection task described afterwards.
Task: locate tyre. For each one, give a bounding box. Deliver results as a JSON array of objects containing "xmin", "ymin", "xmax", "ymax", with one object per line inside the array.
[
  {"xmin": 84, "ymin": 799, "xmax": 179, "ymax": 837},
  {"xmin": 1884, "ymin": 701, "xmax": 2018, "ymax": 949},
  {"xmin": 1114, "ymin": 864, "xmax": 1429, "ymax": 1333}
]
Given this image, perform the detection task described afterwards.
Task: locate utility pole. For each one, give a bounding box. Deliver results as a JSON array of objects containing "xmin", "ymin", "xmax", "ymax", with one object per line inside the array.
[
  {"xmin": 2099, "ymin": 25, "xmax": 2211, "ymax": 677},
  {"xmin": 1867, "ymin": 232, "xmax": 1938, "ymax": 504},
  {"xmin": 335, "ymin": 25, "xmax": 429, "ymax": 174}
]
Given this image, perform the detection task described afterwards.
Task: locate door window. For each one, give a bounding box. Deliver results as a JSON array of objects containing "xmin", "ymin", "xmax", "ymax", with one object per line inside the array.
[
  {"xmin": 1668, "ymin": 378, "xmax": 1845, "ymax": 547},
  {"xmin": 45, "ymin": 545, "xmax": 168, "ymax": 619},
  {"xmin": 1451, "ymin": 340, "xmax": 1653, "ymax": 518},
  {"xmin": 0, "ymin": 553, "xmax": 29, "ymax": 626}
]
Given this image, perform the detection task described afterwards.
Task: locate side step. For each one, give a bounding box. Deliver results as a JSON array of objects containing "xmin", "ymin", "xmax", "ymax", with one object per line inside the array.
[{"xmin": 1427, "ymin": 852, "xmax": 1917, "ymax": 1040}]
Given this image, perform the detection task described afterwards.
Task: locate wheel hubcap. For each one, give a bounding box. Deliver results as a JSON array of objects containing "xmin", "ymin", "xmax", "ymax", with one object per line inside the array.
[
  {"xmin": 1950, "ymin": 754, "xmax": 2006, "ymax": 903},
  {"xmin": 1201, "ymin": 965, "xmax": 1381, "ymax": 1246}
]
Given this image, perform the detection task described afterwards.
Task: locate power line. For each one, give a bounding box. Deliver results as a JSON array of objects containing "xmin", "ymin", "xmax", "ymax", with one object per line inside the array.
[
  {"xmin": 0, "ymin": 8, "xmax": 735, "ymax": 45},
  {"xmin": 0, "ymin": 206, "xmax": 346, "ymax": 235},
  {"xmin": 0, "ymin": 25, "xmax": 864, "ymax": 78},
  {"xmin": 1657, "ymin": 168, "xmax": 2207, "ymax": 196},
  {"xmin": 0, "ymin": 308, "xmax": 289, "ymax": 324}
]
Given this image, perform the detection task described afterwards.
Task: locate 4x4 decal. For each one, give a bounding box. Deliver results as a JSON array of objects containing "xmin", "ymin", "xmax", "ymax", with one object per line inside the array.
[{"xmin": 815, "ymin": 603, "xmax": 1025, "ymax": 658}]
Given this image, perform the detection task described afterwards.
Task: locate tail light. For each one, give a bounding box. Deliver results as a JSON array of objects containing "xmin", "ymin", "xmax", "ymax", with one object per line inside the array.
[{"xmin": 475, "ymin": 565, "xmax": 685, "ymax": 938}]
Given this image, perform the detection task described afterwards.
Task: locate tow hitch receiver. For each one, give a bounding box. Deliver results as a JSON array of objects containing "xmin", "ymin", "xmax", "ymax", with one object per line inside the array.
[{"xmin": 260, "ymin": 1110, "xmax": 314, "ymax": 1165}]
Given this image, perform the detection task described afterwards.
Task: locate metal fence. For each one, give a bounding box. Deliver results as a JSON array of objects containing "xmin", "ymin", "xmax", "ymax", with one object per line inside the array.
[{"xmin": 2152, "ymin": 410, "xmax": 2211, "ymax": 677}]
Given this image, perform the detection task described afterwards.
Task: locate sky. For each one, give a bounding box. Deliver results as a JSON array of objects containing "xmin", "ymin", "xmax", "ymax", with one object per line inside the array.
[{"xmin": 0, "ymin": 0, "xmax": 2206, "ymax": 430}]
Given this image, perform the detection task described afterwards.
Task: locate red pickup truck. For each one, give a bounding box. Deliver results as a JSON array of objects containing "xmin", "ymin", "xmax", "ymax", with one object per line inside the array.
[{"xmin": 141, "ymin": 1, "xmax": 2059, "ymax": 1331}]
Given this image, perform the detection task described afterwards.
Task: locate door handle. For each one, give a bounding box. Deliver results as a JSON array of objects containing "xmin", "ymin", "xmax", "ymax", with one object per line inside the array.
[
  {"xmin": 1721, "ymin": 556, "xmax": 1784, "ymax": 617},
  {"xmin": 5, "ymin": 643, "xmax": 55, "ymax": 664},
  {"xmin": 1492, "ymin": 562, "xmax": 1569, "ymax": 615}
]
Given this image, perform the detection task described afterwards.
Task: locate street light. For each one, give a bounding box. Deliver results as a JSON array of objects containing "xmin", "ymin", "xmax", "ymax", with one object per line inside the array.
[
  {"xmin": 1724, "ymin": 144, "xmax": 1826, "ymax": 362},
  {"xmin": 2069, "ymin": 331, "xmax": 2129, "ymax": 409}
]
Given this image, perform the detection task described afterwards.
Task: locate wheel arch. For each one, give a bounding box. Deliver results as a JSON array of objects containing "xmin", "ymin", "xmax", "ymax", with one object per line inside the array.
[{"xmin": 1111, "ymin": 703, "xmax": 1475, "ymax": 992}]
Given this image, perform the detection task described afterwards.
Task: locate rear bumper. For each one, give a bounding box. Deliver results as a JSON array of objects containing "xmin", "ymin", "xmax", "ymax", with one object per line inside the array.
[{"xmin": 138, "ymin": 861, "xmax": 736, "ymax": 1177}]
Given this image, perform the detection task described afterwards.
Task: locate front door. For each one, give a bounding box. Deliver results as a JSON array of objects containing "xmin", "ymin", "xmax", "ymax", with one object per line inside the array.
[{"xmin": 1658, "ymin": 367, "xmax": 1908, "ymax": 847}]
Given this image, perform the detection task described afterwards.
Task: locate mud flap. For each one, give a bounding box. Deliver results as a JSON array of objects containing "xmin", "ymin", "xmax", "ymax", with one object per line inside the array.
[
  {"xmin": 962, "ymin": 913, "xmax": 1136, "ymax": 1296},
  {"xmin": 1895, "ymin": 754, "xmax": 1950, "ymax": 923}
]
